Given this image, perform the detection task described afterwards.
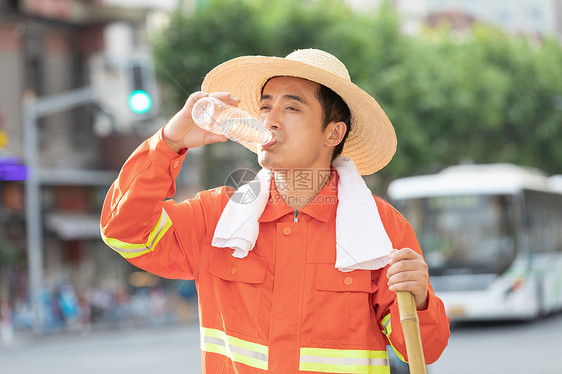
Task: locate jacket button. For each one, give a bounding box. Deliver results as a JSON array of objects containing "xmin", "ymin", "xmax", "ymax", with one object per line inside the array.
[
  {"xmin": 231, "ymin": 267, "xmax": 236, "ymax": 275},
  {"xmin": 283, "ymin": 227, "xmax": 292, "ymax": 235},
  {"xmin": 344, "ymin": 277, "xmax": 353, "ymax": 285},
  {"xmin": 172, "ymin": 160, "xmax": 180, "ymax": 169}
]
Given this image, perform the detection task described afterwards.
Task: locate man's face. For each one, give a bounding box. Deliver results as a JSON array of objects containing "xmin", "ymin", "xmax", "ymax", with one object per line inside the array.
[{"xmin": 257, "ymin": 76, "xmax": 334, "ymax": 171}]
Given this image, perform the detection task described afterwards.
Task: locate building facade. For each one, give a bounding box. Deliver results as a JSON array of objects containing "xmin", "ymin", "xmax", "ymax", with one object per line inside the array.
[
  {"xmin": 0, "ymin": 0, "xmax": 195, "ymax": 336},
  {"xmin": 392, "ymin": 0, "xmax": 562, "ymax": 38}
]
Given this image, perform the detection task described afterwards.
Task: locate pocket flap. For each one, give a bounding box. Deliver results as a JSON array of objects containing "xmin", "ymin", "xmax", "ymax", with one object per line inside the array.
[
  {"xmin": 316, "ymin": 264, "xmax": 377, "ymax": 292},
  {"xmin": 209, "ymin": 249, "xmax": 268, "ymax": 284}
]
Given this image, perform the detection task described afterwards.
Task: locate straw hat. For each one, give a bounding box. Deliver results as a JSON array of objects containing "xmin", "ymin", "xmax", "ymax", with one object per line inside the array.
[{"xmin": 201, "ymin": 49, "xmax": 396, "ymax": 175}]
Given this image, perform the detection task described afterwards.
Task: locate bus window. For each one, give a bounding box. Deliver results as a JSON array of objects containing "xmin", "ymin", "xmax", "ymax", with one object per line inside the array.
[
  {"xmin": 394, "ymin": 194, "xmax": 517, "ymax": 276},
  {"xmin": 524, "ymin": 190, "xmax": 562, "ymax": 253}
]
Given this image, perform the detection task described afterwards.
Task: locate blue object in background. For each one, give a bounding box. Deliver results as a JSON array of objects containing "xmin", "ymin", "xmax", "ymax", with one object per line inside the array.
[{"xmin": 0, "ymin": 157, "xmax": 27, "ymax": 181}]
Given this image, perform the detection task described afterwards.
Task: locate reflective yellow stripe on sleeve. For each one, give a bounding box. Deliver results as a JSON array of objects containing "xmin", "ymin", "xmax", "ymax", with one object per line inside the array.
[
  {"xmin": 101, "ymin": 207, "xmax": 172, "ymax": 259},
  {"xmin": 381, "ymin": 313, "xmax": 406, "ymax": 363},
  {"xmin": 381, "ymin": 313, "xmax": 392, "ymax": 336},
  {"xmin": 299, "ymin": 347, "xmax": 390, "ymax": 373},
  {"xmin": 200, "ymin": 327, "xmax": 268, "ymax": 371}
]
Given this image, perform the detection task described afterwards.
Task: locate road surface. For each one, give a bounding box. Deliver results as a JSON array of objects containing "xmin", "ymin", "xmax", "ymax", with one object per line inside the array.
[{"xmin": 1, "ymin": 313, "xmax": 561, "ymax": 373}]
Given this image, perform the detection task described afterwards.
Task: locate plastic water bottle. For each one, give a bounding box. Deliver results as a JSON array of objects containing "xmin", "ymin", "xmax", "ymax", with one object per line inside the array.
[{"xmin": 191, "ymin": 97, "xmax": 274, "ymax": 145}]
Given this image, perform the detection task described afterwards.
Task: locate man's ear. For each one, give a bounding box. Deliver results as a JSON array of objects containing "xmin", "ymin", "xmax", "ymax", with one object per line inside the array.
[{"xmin": 325, "ymin": 121, "xmax": 347, "ymax": 147}]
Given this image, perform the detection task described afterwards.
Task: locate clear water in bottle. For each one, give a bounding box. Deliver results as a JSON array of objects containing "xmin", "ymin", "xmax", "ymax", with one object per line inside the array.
[{"xmin": 192, "ymin": 97, "xmax": 273, "ymax": 145}]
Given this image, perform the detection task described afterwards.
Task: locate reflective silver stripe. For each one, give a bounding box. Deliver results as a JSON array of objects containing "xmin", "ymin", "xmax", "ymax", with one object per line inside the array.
[
  {"xmin": 300, "ymin": 355, "xmax": 389, "ymax": 366},
  {"xmin": 101, "ymin": 207, "xmax": 172, "ymax": 259},
  {"xmin": 299, "ymin": 347, "xmax": 390, "ymax": 373},
  {"xmin": 149, "ymin": 208, "xmax": 170, "ymax": 250},
  {"xmin": 381, "ymin": 313, "xmax": 392, "ymax": 336},
  {"xmin": 381, "ymin": 313, "xmax": 406, "ymax": 362},
  {"xmin": 203, "ymin": 335, "xmax": 268, "ymax": 362},
  {"xmin": 200, "ymin": 327, "xmax": 268, "ymax": 370}
]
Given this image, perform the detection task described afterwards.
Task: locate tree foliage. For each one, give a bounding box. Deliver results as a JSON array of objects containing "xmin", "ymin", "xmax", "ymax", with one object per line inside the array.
[{"xmin": 152, "ymin": 0, "xmax": 562, "ymax": 185}]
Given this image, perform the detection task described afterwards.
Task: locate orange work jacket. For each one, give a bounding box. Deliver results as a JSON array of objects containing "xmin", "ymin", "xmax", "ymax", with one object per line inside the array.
[{"xmin": 101, "ymin": 130, "xmax": 450, "ymax": 373}]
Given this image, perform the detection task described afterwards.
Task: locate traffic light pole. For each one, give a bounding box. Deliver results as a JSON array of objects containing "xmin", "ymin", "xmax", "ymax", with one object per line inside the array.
[{"xmin": 23, "ymin": 86, "xmax": 101, "ymax": 332}]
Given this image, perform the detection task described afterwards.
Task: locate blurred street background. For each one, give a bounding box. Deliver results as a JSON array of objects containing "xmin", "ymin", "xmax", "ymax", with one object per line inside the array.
[
  {"xmin": 1, "ymin": 314, "xmax": 562, "ymax": 374},
  {"xmin": 1, "ymin": 0, "xmax": 562, "ymax": 372}
]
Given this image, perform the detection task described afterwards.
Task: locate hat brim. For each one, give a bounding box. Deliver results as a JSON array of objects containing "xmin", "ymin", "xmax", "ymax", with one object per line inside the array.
[{"xmin": 201, "ymin": 55, "xmax": 396, "ymax": 175}]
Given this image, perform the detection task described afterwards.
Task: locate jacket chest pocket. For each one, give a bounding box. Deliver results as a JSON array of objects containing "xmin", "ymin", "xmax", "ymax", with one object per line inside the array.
[
  {"xmin": 313, "ymin": 264, "xmax": 378, "ymax": 345},
  {"xmin": 209, "ymin": 250, "xmax": 268, "ymax": 339}
]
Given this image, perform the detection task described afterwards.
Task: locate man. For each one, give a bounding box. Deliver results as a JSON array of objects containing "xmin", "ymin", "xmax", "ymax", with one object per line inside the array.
[{"xmin": 101, "ymin": 49, "xmax": 449, "ymax": 373}]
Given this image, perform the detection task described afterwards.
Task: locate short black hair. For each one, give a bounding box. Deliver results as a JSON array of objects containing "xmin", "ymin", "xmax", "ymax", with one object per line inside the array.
[{"xmin": 316, "ymin": 84, "xmax": 351, "ymax": 161}]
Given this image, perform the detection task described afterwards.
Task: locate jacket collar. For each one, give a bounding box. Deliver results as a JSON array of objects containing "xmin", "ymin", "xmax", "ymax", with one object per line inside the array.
[{"xmin": 258, "ymin": 168, "xmax": 338, "ymax": 223}]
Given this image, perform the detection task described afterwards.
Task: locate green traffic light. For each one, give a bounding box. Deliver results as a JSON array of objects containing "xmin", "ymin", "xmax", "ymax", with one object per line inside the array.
[{"xmin": 128, "ymin": 90, "xmax": 152, "ymax": 114}]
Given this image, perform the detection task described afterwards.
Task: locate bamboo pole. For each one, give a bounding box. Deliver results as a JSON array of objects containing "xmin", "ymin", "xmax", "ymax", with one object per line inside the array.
[{"xmin": 396, "ymin": 291, "xmax": 427, "ymax": 374}]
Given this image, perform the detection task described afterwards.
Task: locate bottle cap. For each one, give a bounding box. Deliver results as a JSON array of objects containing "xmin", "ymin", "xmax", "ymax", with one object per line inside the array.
[{"xmin": 192, "ymin": 97, "xmax": 218, "ymax": 128}]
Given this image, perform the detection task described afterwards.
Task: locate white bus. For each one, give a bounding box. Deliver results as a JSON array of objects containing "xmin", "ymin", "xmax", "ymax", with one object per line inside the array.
[{"xmin": 387, "ymin": 164, "xmax": 562, "ymax": 321}]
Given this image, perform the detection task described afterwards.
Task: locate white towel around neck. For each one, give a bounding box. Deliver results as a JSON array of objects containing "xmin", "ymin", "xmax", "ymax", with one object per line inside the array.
[{"xmin": 212, "ymin": 156, "xmax": 393, "ymax": 272}]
